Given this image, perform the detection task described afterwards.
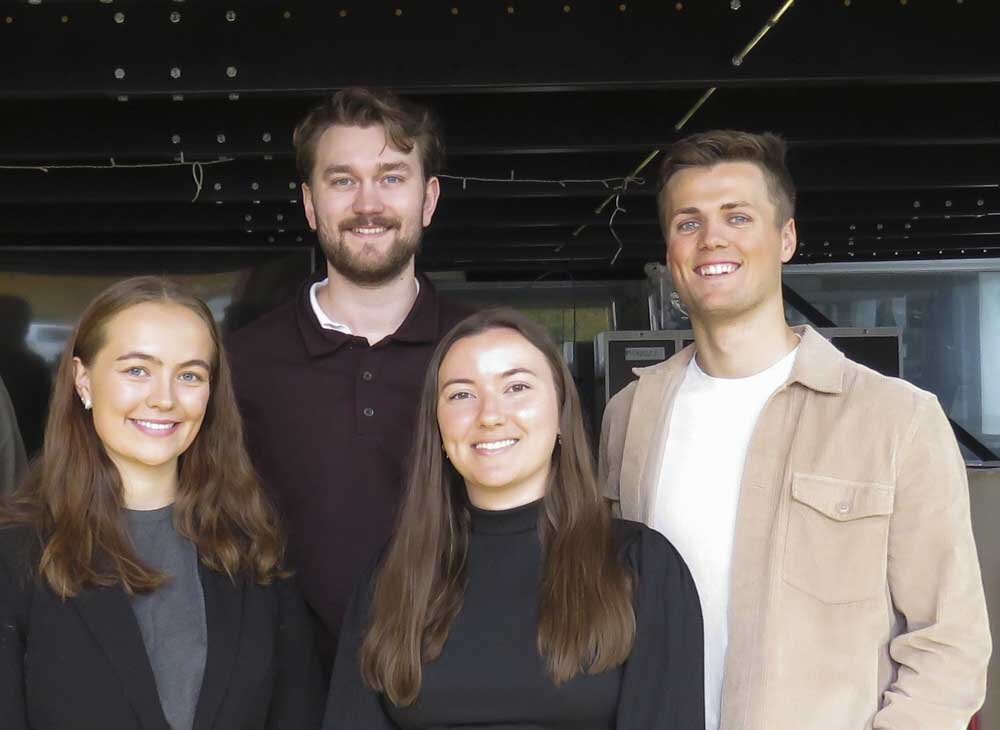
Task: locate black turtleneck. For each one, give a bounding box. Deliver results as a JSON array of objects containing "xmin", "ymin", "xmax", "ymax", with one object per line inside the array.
[{"xmin": 324, "ymin": 500, "xmax": 704, "ymax": 730}]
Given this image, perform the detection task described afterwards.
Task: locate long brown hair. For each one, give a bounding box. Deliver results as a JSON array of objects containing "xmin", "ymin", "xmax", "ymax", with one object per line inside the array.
[
  {"xmin": 361, "ymin": 308, "xmax": 635, "ymax": 706},
  {"xmin": 0, "ymin": 276, "xmax": 285, "ymax": 597}
]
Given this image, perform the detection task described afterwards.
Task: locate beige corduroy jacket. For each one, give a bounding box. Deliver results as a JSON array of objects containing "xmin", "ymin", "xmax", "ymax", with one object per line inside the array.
[{"xmin": 599, "ymin": 325, "xmax": 991, "ymax": 730}]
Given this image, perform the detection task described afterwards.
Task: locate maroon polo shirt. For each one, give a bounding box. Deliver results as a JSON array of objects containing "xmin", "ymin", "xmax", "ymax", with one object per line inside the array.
[{"xmin": 227, "ymin": 275, "xmax": 468, "ymax": 661}]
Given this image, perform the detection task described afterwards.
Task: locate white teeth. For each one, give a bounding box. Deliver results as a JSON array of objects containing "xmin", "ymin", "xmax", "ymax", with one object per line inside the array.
[
  {"xmin": 353, "ymin": 226, "xmax": 386, "ymax": 235},
  {"xmin": 699, "ymin": 263, "xmax": 739, "ymax": 276},
  {"xmin": 475, "ymin": 439, "xmax": 517, "ymax": 451},
  {"xmin": 134, "ymin": 420, "xmax": 175, "ymax": 431}
]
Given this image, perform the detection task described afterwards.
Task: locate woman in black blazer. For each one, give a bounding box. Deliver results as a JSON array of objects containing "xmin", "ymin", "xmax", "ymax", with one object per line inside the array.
[{"xmin": 0, "ymin": 276, "xmax": 325, "ymax": 730}]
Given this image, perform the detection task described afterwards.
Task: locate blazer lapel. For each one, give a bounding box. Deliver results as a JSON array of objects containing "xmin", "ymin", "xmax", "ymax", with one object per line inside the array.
[
  {"xmin": 193, "ymin": 565, "xmax": 244, "ymax": 730},
  {"xmin": 70, "ymin": 586, "xmax": 171, "ymax": 730}
]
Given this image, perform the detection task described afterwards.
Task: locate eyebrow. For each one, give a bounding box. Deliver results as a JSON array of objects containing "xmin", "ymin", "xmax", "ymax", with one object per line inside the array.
[
  {"xmin": 321, "ymin": 161, "xmax": 412, "ymax": 177},
  {"xmin": 671, "ymin": 201, "xmax": 753, "ymax": 219},
  {"xmin": 116, "ymin": 352, "xmax": 211, "ymax": 370},
  {"xmin": 440, "ymin": 367, "xmax": 539, "ymax": 390}
]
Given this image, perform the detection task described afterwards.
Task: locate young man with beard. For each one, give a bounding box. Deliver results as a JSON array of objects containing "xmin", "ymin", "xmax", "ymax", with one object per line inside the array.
[
  {"xmin": 599, "ymin": 130, "xmax": 990, "ymax": 730},
  {"xmin": 227, "ymin": 88, "xmax": 467, "ymax": 669}
]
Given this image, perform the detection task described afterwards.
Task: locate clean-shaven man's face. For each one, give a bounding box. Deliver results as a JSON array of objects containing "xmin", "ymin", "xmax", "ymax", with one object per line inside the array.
[{"xmin": 661, "ymin": 161, "xmax": 797, "ymax": 325}]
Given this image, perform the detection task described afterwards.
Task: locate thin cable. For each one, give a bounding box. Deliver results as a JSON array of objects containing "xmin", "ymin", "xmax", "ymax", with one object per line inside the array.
[
  {"xmin": 190, "ymin": 162, "xmax": 205, "ymax": 202},
  {"xmin": 0, "ymin": 158, "xmax": 234, "ymax": 172},
  {"xmin": 439, "ymin": 173, "xmax": 638, "ymax": 188}
]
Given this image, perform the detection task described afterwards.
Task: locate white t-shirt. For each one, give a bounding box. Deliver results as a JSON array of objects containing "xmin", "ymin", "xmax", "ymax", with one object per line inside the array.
[{"xmin": 651, "ymin": 346, "xmax": 798, "ymax": 730}]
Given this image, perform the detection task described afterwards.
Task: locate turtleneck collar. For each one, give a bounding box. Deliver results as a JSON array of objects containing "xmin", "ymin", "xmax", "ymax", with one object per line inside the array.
[{"xmin": 468, "ymin": 498, "xmax": 542, "ymax": 535}]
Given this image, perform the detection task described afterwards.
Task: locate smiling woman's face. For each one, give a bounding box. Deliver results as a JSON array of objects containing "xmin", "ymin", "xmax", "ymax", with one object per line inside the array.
[
  {"xmin": 437, "ymin": 327, "xmax": 560, "ymax": 511},
  {"xmin": 73, "ymin": 301, "xmax": 214, "ymax": 481}
]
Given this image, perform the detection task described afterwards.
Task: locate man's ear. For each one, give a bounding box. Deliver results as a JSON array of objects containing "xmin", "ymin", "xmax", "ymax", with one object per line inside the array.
[
  {"xmin": 779, "ymin": 218, "xmax": 798, "ymax": 263},
  {"xmin": 422, "ymin": 176, "xmax": 441, "ymax": 228},
  {"xmin": 302, "ymin": 182, "xmax": 317, "ymax": 231}
]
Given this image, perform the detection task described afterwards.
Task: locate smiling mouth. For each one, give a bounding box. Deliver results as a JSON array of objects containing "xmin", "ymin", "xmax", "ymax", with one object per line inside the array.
[
  {"xmin": 130, "ymin": 419, "xmax": 180, "ymax": 436},
  {"xmin": 696, "ymin": 262, "xmax": 741, "ymax": 278},
  {"xmin": 473, "ymin": 438, "xmax": 519, "ymax": 454},
  {"xmin": 351, "ymin": 226, "xmax": 390, "ymax": 236}
]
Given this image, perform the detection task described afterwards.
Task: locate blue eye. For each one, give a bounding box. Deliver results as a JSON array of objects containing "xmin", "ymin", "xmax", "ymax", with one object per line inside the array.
[
  {"xmin": 730, "ymin": 214, "xmax": 751, "ymax": 224},
  {"xmin": 179, "ymin": 372, "xmax": 205, "ymax": 383},
  {"xmin": 677, "ymin": 220, "xmax": 699, "ymax": 232},
  {"xmin": 383, "ymin": 175, "xmax": 403, "ymax": 184},
  {"xmin": 126, "ymin": 366, "xmax": 148, "ymax": 377},
  {"xmin": 331, "ymin": 177, "xmax": 354, "ymax": 187}
]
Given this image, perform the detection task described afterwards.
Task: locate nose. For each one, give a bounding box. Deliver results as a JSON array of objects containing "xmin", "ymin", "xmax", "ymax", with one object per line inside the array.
[
  {"xmin": 352, "ymin": 181, "xmax": 385, "ymax": 215},
  {"xmin": 477, "ymin": 391, "xmax": 506, "ymax": 428},
  {"xmin": 146, "ymin": 373, "xmax": 176, "ymax": 411},
  {"xmin": 698, "ymin": 218, "xmax": 729, "ymax": 250}
]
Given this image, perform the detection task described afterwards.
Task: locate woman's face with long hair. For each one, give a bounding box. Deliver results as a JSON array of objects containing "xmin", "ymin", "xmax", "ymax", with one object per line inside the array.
[
  {"xmin": 73, "ymin": 301, "xmax": 214, "ymax": 483},
  {"xmin": 437, "ymin": 327, "xmax": 560, "ymax": 511}
]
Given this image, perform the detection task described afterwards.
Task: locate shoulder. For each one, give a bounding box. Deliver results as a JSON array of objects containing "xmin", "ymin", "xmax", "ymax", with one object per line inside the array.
[
  {"xmin": 435, "ymin": 292, "xmax": 474, "ymax": 333},
  {"xmin": 225, "ymin": 297, "xmax": 300, "ymax": 359},
  {"xmin": 839, "ymin": 356, "xmax": 939, "ymax": 424},
  {"xmin": 0, "ymin": 523, "xmax": 42, "ymax": 584},
  {"xmin": 612, "ymin": 519, "xmax": 690, "ymax": 578}
]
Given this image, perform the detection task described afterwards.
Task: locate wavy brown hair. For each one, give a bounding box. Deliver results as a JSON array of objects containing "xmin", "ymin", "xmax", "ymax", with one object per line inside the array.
[
  {"xmin": 361, "ymin": 308, "xmax": 635, "ymax": 706},
  {"xmin": 0, "ymin": 276, "xmax": 285, "ymax": 597}
]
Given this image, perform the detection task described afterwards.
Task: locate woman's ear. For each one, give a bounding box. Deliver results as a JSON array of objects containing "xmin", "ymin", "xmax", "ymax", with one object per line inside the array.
[{"xmin": 73, "ymin": 356, "xmax": 93, "ymax": 409}]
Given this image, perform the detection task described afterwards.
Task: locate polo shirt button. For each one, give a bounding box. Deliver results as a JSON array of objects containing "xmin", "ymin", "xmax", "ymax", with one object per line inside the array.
[
  {"xmin": 836, "ymin": 501, "xmax": 850, "ymax": 514},
  {"xmin": 362, "ymin": 370, "xmax": 373, "ymax": 381},
  {"xmin": 363, "ymin": 407, "xmax": 375, "ymax": 417}
]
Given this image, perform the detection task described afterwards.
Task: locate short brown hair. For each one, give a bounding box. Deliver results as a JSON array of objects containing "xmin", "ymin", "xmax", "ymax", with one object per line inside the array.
[
  {"xmin": 658, "ymin": 130, "xmax": 796, "ymax": 225},
  {"xmin": 293, "ymin": 87, "xmax": 444, "ymax": 182}
]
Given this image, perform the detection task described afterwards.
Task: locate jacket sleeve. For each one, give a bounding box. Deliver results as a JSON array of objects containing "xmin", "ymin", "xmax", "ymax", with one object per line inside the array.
[
  {"xmin": 0, "ymin": 376, "xmax": 27, "ymax": 495},
  {"xmin": 322, "ymin": 570, "xmax": 399, "ymax": 730},
  {"xmin": 0, "ymin": 537, "xmax": 29, "ymax": 730},
  {"xmin": 264, "ymin": 577, "xmax": 327, "ymax": 729},
  {"xmin": 616, "ymin": 527, "xmax": 705, "ymax": 730},
  {"xmin": 873, "ymin": 395, "xmax": 991, "ymax": 729},
  {"xmin": 599, "ymin": 381, "xmax": 637, "ymax": 518}
]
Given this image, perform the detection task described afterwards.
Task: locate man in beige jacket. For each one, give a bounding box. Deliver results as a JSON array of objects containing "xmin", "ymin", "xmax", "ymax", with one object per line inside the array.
[{"xmin": 600, "ymin": 130, "xmax": 990, "ymax": 730}]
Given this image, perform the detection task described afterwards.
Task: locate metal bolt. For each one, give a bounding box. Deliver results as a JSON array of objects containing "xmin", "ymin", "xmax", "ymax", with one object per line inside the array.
[
  {"xmin": 251, "ymin": 182, "xmax": 260, "ymax": 191},
  {"xmin": 114, "ymin": 67, "xmax": 126, "ymax": 79},
  {"xmin": 904, "ymin": 223, "xmax": 911, "ymax": 230},
  {"xmin": 171, "ymin": 134, "xmax": 181, "ymax": 144},
  {"xmin": 619, "ymin": 3, "xmax": 627, "ymax": 10},
  {"xmin": 977, "ymin": 199, "xmax": 985, "ymax": 206},
  {"xmin": 394, "ymin": 8, "xmax": 403, "ymax": 16},
  {"xmin": 213, "ymin": 182, "xmax": 223, "ymax": 191},
  {"xmin": 876, "ymin": 223, "xmax": 884, "ymax": 230},
  {"xmin": 912, "ymin": 200, "xmax": 921, "ymax": 208},
  {"xmin": 730, "ymin": 0, "xmax": 741, "ymax": 9},
  {"xmin": 283, "ymin": 10, "xmax": 292, "ymax": 19},
  {"xmin": 172, "ymin": 94, "xmax": 184, "ymax": 102},
  {"xmin": 61, "ymin": 15, "xmax": 70, "ymax": 23},
  {"xmin": 945, "ymin": 199, "xmax": 953, "ymax": 207},
  {"xmin": 563, "ymin": 4, "xmax": 572, "ymax": 12},
  {"xmin": 289, "ymin": 182, "xmax": 297, "ymax": 190},
  {"xmin": 451, "ymin": 7, "xmax": 459, "ymax": 14},
  {"xmin": 217, "ymin": 133, "xmax": 227, "ymax": 143},
  {"xmin": 339, "ymin": 9, "xmax": 348, "ymax": 17},
  {"xmin": 228, "ymin": 93, "xmax": 240, "ymax": 101},
  {"xmin": 170, "ymin": 67, "xmax": 181, "ymax": 79},
  {"xmin": 170, "ymin": 11, "xmax": 181, "ymax": 23},
  {"xmin": 114, "ymin": 12, "xmax": 125, "ymax": 24},
  {"xmin": 117, "ymin": 95, "xmax": 129, "ymax": 102},
  {"xmin": 225, "ymin": 10, "xmax": 236, "ymax": 22},
  {"xmin": 262, "ymin": 132, "xmax": 272, "ymax": 142},
  {"xmin": 226, "ymin": 66, "xmax": 238, "ymax": 78},
  {"xmin": 507, "ymin": 6, "xmax": 514, "ymax": 14},
  {"xmin": 244, "ymin": 214, "xmax": 253, "ymax": 222},
  {"xmin": 276, "ymin": 213, "xmax": 284, "ymax": 221}
]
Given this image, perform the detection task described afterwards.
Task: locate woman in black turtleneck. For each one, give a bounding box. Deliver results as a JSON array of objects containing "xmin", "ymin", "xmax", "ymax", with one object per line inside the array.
[{"xmin": 325, "ymin": 309, "xmax": 704, "ymax": 730}]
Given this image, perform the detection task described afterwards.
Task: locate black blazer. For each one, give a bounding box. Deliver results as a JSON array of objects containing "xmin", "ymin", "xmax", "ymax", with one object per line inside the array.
[{"xmin": 0, "ymin": 525, "xmax": 326, "ymax": 730}]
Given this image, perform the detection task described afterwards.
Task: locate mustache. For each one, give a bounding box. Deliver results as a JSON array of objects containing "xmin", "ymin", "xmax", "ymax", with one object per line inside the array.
[{"xmin": 338, "ymin": 216, "xmax": 400, "ymax": 232}]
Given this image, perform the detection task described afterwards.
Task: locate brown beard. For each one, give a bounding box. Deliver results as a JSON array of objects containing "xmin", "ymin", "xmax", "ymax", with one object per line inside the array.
[{"xmin": 316, "ymin": 215, "xmax": 422, "ymax": 285}]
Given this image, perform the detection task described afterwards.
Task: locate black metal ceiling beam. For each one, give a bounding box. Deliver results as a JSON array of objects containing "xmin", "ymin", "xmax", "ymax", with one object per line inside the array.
[{"xmin": 0, "ymin": 0, "xmax": 996, "ymax": 98}]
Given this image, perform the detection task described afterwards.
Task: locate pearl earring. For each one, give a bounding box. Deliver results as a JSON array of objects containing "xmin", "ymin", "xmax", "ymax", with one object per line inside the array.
[{"xmin": 81, "ymin": 396, "xmax": 92, "ymax": 410}]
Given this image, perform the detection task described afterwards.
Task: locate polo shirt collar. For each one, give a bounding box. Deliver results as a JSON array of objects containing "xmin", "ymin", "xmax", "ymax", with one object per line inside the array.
[{"xmin": 295, "ymin": 272, "xmax": 443, "ymax": 358}]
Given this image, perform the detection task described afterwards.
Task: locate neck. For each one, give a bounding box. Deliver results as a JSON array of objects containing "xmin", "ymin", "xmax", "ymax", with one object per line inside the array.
[
  {"xmin": 465, "ymin": 479, "xmax": 547, "ymax": 512},
  {"xmin": 114, "ymin": 458, "xmax": 179, "ymax": 511},
  {"xmin": 691, "ymin": 301, "xmax": 798, "ymax": 378},
  {"xmin": 319, "ymin": 260, "xmax": 418, "ymax": 344}
]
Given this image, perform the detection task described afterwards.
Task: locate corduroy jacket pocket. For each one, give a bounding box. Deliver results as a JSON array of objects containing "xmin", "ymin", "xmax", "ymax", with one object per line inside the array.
[{"xmin": 783, "ymin": 473, "xmax": 895, "ymax": 604}]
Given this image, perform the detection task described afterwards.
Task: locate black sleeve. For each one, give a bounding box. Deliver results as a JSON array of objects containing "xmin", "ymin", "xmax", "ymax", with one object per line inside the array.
[
  {"xmin": 322, "ymin": 566, "xmax": 399, "ymax": 730},
  {"xmin": 0, "ymin": 533, "xmax": 30, "ymax": 730},
  {"xmin": 264, "ymin": 576, "xmax": 327, "ymax": 729},
  {"xmin": 615, "ymin": 524, "xmax": 705, "ymax": 730}
]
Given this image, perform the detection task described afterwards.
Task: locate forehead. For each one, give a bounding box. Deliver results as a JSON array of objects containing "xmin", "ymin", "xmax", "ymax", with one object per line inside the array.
[
  {"xmin": 100, "ymin": 302, "xmax": 213, "ymax": 360},
  {"xmin": 313, "ymin": 123, "xmax": 420, "ymax": 172},
  {"xmin": 662, "ymin": 161, "xmax": 771, "ymax": 211},
  {"xmin": 439, "ymin": 328, "xmax": 552, "ymax": 381}
]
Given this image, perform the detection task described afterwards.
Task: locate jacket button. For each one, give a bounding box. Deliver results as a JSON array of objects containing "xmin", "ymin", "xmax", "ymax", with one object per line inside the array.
[
  {"xmin": 363, "ymin": 407, "xmax": 375, "ymax": 417},
  {"xmin": 836, "ymin": 501, "xmax": 851, "ymax": 514},
  {"xmin": 362, "ymin": 370, "xmax": 373, "ymax": 381}
]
